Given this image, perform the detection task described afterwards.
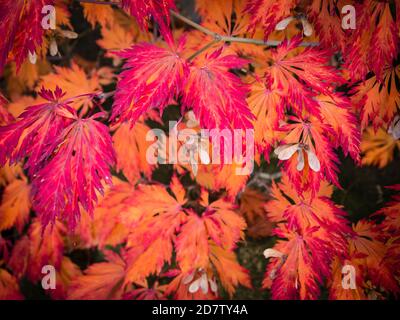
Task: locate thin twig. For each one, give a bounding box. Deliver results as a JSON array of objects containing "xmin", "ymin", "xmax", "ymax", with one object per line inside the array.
[
  {"xmin": 170, "ymin": 10, "xmax": 218, "ymax": 38},
  {"xmin": 170, "ymin": 10, "xmax": 319, "ymax": 47},
  {"xmin": 74, "ymin": 1, "xmax": 319, "ymax": 47}
]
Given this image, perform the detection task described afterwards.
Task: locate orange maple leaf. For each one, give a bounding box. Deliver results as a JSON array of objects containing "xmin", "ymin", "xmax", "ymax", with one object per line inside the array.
[
  {"xmin": 0, "ymin": 178, "xmax": 31, "ymax": 232},
  {"xmin": 68, "ymin": 250, "xmax": 127, "ymax": 300}
]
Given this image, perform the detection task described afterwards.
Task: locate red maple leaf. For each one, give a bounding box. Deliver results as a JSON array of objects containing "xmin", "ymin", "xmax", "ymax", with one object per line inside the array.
[
  {"xmin": 121, "ymin": 0, "xmax": 176, "ymax": 42},
  {"xmin": 0, "ymin": 87, "xmax": 76, "ymax": 175},
  {"xmin": 31, "ymin": 112, "xmax": 116, "ymax": 228},
  {"xmin": 112, "ymin": 38, "xmax": 188, "ymax": 125},
  {"xmin": 0, "ymin": 0, "xmax": 54, "ymax": 74},
  {"xmin": 182, "ymin": 48, "xmax": 254, "ymax": 129},
  {"xmin": 263, "ymin": 226, "xmax": 334, "ymax": 299}
]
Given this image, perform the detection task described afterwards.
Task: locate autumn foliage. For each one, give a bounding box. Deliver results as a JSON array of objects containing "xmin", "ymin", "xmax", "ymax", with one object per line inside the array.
[{"xmin": 0, "ymin": 0, "xmax": 399, "ymax": 300}]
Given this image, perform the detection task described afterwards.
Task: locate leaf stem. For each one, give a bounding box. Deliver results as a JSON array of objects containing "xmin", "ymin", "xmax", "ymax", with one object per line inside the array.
[{"xmin": 187, "ymin": 40, "xmax": 219, "ymax": 61}]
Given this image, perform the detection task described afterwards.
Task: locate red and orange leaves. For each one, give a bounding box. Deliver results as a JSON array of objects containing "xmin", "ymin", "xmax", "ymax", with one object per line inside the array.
[
  {"xmin": 8, "ymin": 219, "xmax": 65, "ymax": 282},
  {"xmin": 249, "ymin": 38, "xmax": 360, "ymax": 184},
  {"xmin": 68, "ymin": 250, "xmax": 127, "ymax": 300},
  {"xmin": 119, "ymin": 177, "xmax": 250, "ymax": 297},
  {"xmin": 0, "ymin": 87, "xmax": 115, "ymax": 228},
  {"xmin": 0, "ymin": 268, "xmax": 23, "ymax": 300},
  {"xmin": 343, "ymin": 0, "xmax": 399, "ymax": 81},
  {"xmin": 266, "ymin": 37, "xmax": 344, "ymax": 117},
  {"xmin": 245, "ymin": 0, "xmax": 297, "ymax": 39},
  {"xmin": 0, "ymin": 87, "xmax": 74, "ymax": 175},
  {"xmin": 113, "ymin": 121, "xmax": 156, "ymax": 185},
  {"xmin": 0, "ymin": 0, "xmax": 54, "ymax": 73},
  {"xmin": 121, "ymin": 0, "xmax": 176, "ymax": 40},
  {"xmin": 263, "ymin": 226, "xmax": 333, "ymax": 299},
  {"xmin": 0, "ymin": 0, "xmax": 399, "ymax": 302},
  {"xmin": 263, "ymin": 176, "xmax": 351, "ymax": 299},
  {"xmin": 346, "ymin": 220, "xmax": 400, "ymax": 297},
  {"xmin": 113, "ymin": 39, "xmax": 254, "ymax": 130},
  {"xmin": 112, "ymin": 39, "xmax": 188, "ymax": 126},
  {"xmin": 32, "ymin": 113, "xmax": 115, "ymax": 228},
  {"xmin": 183, "ymin": 48, "xmax": 254, "ymax": 130},
  {"xmin": 0, "ymin": 177, "xmax": 31, "ymax": 232},
  {"xmin": 352, "ymin": 65, "xmax": 400, "ymax": 130}
]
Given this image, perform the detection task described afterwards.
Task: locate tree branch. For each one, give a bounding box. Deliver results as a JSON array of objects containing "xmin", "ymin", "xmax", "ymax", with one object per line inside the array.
[
  {"xmin": 170, "ymin": 10, "xmax": 319, "ymax": 47},
  {"xmin": 74, "ymin": 1, "xmax": 319, "ymax": 47}
]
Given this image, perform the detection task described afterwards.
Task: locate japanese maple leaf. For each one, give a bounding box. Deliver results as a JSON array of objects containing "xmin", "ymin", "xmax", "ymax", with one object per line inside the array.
[
  {"xmin": 0, "ymin": 268, "xmax": 23, "ymax": 300},
  {"xmin": 343, "ymin": 0, "xmax": 399, "ymax": 81},
  {"xmin": 317, "ymin": 93, "xmax": 361, "ymax": 163},
  {"xmin": 183, "ymin": 48, "xmax": 254, "ymax": 129},
  {"xmin": 175, "ymin": 190, "xmax": 246, "ymax": 274},
  {"xmin": 71, "ymin": 178, "xmax": 131, "ymax": 249},
  {"xmin": 31, "ymin": 113, "xmax": 116, "ymax": 229},
  {"xmin": 361, "ymin": 127, "xmax": 400, "ymax": 168},
  {"xmin": 328, "ymin": 256, "xmax": 367, "ymax": 300},
  {"xmin": 307, "ymin": 0, "xmax": 347, "ymax": 53},
  {"xmin": 121, "ymin": 0, "xmax": 176, "ymax": 41},
  {"xmin": 8, "ymin": 219, "xmax": 65, "ymax": 282},
  {"xmin": 263, "ymin": 226, "xmax": 333, "ymax": 300},
  {"xmin": 352, "ymin": 65, "xmax": 400, "ymax": 130},
  {"xmin": 68, "ymin": 250, "xmax": 128, "ymax": 300},
  {"xmin": 192, "ymin": 0, "xmax": 254, "ymax": 56},
  {"xmin": 348, "ymin": 220, "xmax": 400, "ymax": 294},
  {"xmin": 247, "ymin": 77, "xmax": 284, "ymax": 154},
  {"xmin": 265, "ymin": 174, "xmax": 351, "ymax": 253},
  {"xmin": 244, "ymin": 0, "xmax": 297, "ymax": 39},
  {"xmin": 82, "ymin": 2, "xmax": 114, "ymax": 28},
  {"xmin": 123, "ymin": 176, "xmax": 187, "ymax": 284},
  {"xmin": 267, "ymin": 37, "xmax": 345, "ymax": 117},
  {"xmin": 0, "ymin": 87, "xmax": 76, "ymax": 176},
  {"xmin": 113, "ymin": 121, "xmax": 156, "ymax": 184},
  {"xmin": 209, "ymin": 244, "xmax": 252, "ymax": 297},
  {"xmin": 0, "ymin": 178, "xmax": 31, "ymax": 233},
  {"xmin": 36, "ymin": 62, "xmax": 103, "ymax": 114},
  {"xmin": 0, "ymin": 0, "xmax": 54, "ymax": 74},
  {"xmin": 112, "ymin": 38, "xmax": 188, "ymax": 126},
  {"xmin": 51, "ymin": 257, "xmax": 82, "ymax": 300},
  {"xmin": 123, "ymin": 280, "xmax": 165, "ymax": 300}
]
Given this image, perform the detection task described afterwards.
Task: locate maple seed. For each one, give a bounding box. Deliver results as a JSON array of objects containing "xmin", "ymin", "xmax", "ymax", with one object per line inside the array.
[
  {"xmin": 274, "ymin": 143, "xmax": 321, "ymax": 172},
  {"xmin": 28, "ymin": 51, "xmax": 37, "ymax": 64},
  {"xmin": 184, "ymin": 269, "xmax": 218, "ymax": 295},
  {"xmin": 388, "ymin": 116, "xmax": 400, "ymax": 140},
  {"xmin": 263, "ymin": 248, "xmax": 284, "ymax": 259},
  {"xmin": 50, "ymin": 39, "xmax": 58, "ymax": 57}
]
